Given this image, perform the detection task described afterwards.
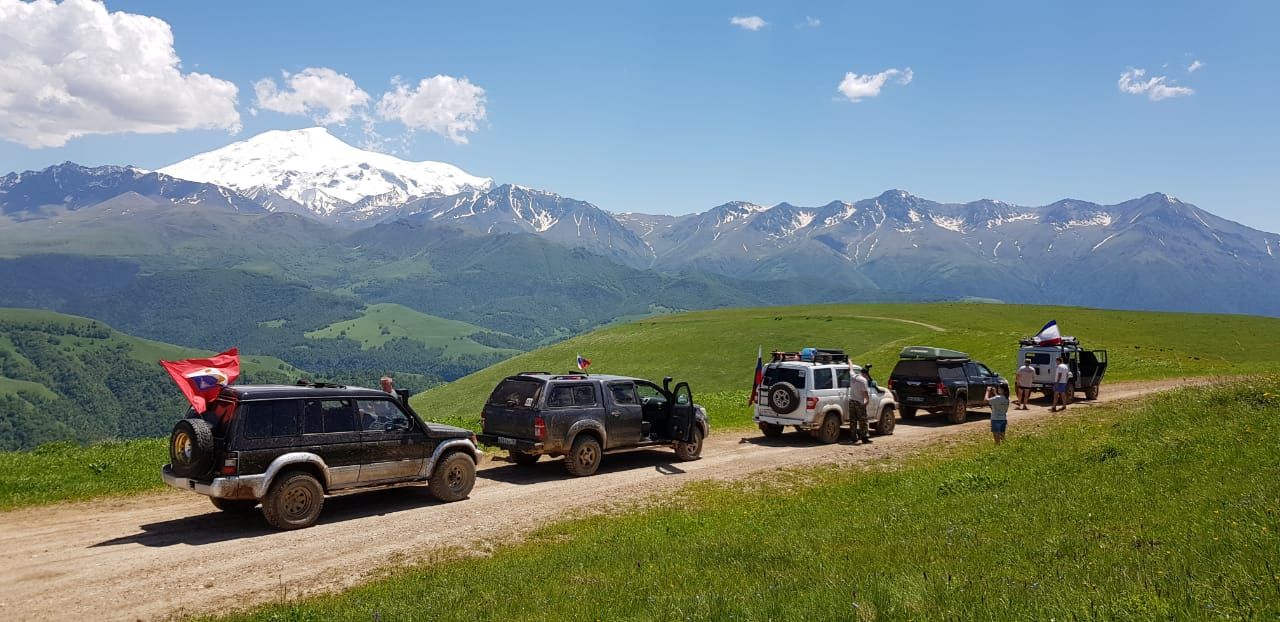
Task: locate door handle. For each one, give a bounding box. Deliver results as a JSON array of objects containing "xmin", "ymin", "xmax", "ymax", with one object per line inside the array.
[{"xmin": 610, "ymin": 411, "xmax": 621, "ymax": 417}]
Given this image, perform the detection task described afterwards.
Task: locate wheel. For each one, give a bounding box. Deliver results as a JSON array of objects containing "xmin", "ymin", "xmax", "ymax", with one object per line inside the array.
[
  {"xmin": 948, "ymin": 396, "xmax": 968, "ymax": 424},
  {"xmin": 261, "ymin": 471, "xmax": 324, "ymax": 530},
  {"xmin": 508, "ymin": 450, "xmax": 540, "ymax": 466},
  {"xmin": 812, "ymin": 413, "xmax": 841, "ymax": 444},
  {"xmin": 429, "ymin": 451, "xmax": 476, "ymax": 502},
  {"xmin": 900, "ymin": 406, "xmax": 917, "ymax": 419},
  {"xmin": 564, "ymin": 434, "xmax": 603, "ymax": 477},
  {"xmin": 169, "ymin": 418, "xmax": 215, "ymax": 478},
  {"xmin": 1085, "ymin": 384, "xmax": 1100, "ymax": 400},
  {"xmin": 674, "ymin": 427, "xmax": 704, "ymax": 461},
  {"xmin": 1043, "ymin": 389, "xmax": 1054, "ymax": 401},
  {"xmin": 877, "ymin": 407, "xmax": 896, "ymax": 436},
  {"xmin": 1066, "ymin": 382, "xmax": 1076, "ymax": 404},
  {"xmin": 210, "ymin": 497, "xmax": 257, "ymax": 514},
  {"xmin": 758, "ymin": 422, "xmax": 785, "ymax": 437},
  {"xmin": 767, "ymin": 382, "xmax": 800, "ymax": 415}
]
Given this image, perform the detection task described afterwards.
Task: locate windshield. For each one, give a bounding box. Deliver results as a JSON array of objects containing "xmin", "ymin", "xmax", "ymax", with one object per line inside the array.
[{"xmin": 487, "ymin": 378, "xmax": 543, "ymax": 408}]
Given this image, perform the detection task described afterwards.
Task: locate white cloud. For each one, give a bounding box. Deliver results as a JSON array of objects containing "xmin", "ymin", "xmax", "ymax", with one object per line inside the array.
[
  {"xmin": 1187, "ymin": 59, "xmax": 1205, "ymax": 73},
  {"xmin": 804, "ymin": 16, "xmax": 821, "ymax": 28},
  {"xmin": 0, "ymin": 0, "xmax": 240, "ymax": 148},
  {"xmin": 375, "ymin": 75, "xmax": 487, "ymax": 144},
  {"xmin": 729, "ymin": 15, "xmax": 768, "ymax": 31},
  {"xmin": 1118, "ymin": 68, "xmax": 1194, "ymax": 101},
  {"xmin": 253, "ymin": 67, "xmax": 370, "ymax": 125},
  {"xmin": 836, "ymin": 67, "xmax": 914, "ymax": 102}
]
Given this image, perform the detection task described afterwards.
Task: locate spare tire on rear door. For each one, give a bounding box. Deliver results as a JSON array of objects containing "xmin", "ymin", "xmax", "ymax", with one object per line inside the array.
[
  {"xmin": 767, "ymin": 382, "xmax": 800, "ymax": 415},
  {"xmin": 170, "ymin": 418, "xmax": 215, "ymax": 478}
]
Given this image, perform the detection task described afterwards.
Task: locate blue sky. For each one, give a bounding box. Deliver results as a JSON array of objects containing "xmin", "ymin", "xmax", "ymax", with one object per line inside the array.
[{"xmin": 2, "ymin": 1, "xmax": 1278, "ymax": 231}]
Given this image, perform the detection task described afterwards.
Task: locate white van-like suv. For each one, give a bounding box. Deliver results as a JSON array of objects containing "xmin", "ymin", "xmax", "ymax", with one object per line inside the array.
[{"xmin": 752, "ymin": 348, "xmax": 897, "ymax": 443}]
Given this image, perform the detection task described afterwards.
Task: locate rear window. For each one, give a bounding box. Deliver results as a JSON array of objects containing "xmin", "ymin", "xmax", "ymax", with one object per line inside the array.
[
  {"xmin": 891, "ymin": 360, "xmax": 937, "ymax": 378},
  {"xmin": 488, "ymin": 378, "xmax": 544, "ymax": 408},
  {"xmin": 938, "ymin": 365, "xmax": 967, "ymax": 380},
  {"xmin": 241, "ymin": 400, "xmax": 301, "ymax": 438},
  {"xmin": 192, "ymin": 399, "xmax": 237, "ymax": 436},
  {"xmin": 547, "ymin": 383, "xmax": 598, "ymax": 407},
  {"xmin": 763, "ymin": 366, "xmax": 807, "ymax": 389},
  {"xmin": 1025, "ymin": 352, "xmax": 1052, "ymax": 365}
]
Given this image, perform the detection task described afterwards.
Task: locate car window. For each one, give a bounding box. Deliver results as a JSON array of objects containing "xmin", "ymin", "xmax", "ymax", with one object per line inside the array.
[
  {"xmin": 609, "ymin": 382, "xmax": 638, "ymax": 405},
  {"xmin": 762, "ymin": 366, "xmax": 807, "ymax": 389},
  {"xmin": 357, "ymin": 399, "xmax": 411, "ymax": 432},
  {"xmin": 241, "ymin": 400, "xmax": 300, "ymax": 438},
  {"xmin": 1026, "ymin": 352, "xmax": 1052, "ymax": 365},
  {"xmin": 635, "ymin": 382, "xmax": 667, "ymax": 404},
  {"xmin": 547, "ymin": 385, "xmax": 573, "ymax": 407},
  {"xmin": 836, "ymin": 367, "xmax": 851, "ymax": 388},
  {"xmin": 813, "ymin": 368, "xmax": 833, "ymax": 390},
  {"xmin": 303, "ymin": 399, "xmax": 357, "ymax": 434},
  {"xmin": 938, "ymin": 365, "xmax": 966, "ymax": 381},
  {"xmin": 891, "ymin": 360, "xmax": 937, "ymax": 378},
  {"xmin": 977, "ymin": 363, "xmax": 994, "ymax": 376},
  {"xmin": 573, "ymin": 384, "xmax": 598, "ymax": 406},
  {"xmin": 964, "ymin": 362, "xmax": 982, "ymax": 377},
  {"xmin": 488, "ymin": 378, "xmax": 543, "ymax": 408}
]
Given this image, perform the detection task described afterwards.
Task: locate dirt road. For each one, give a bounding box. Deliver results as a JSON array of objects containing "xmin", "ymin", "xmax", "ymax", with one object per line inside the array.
[{"xmin": 0, "ymin": 378, "xmax": 1203, "ymax": 621}]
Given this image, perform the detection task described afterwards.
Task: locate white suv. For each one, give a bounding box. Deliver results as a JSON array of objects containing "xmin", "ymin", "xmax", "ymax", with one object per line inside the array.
[{"xmin": 752, "ymin": 350, "xmax": 897, "ymax": 443}]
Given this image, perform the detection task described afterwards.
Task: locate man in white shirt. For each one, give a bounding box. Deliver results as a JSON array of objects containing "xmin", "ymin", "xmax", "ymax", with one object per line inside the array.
[
  {"xmin": 985, "ymin": 386, "xmax": 1010, "ymax": 444},
  {"xmin": 1015, "ymin": 358, "xmax": 1035, "ymax": 410},
  {"xmin": 1051, "ymin": 356, "xmax": 1071, "ymax": 412},
  {"xmin": 849, "ymin": 367, "xmax": 871, "ymax": 443}
]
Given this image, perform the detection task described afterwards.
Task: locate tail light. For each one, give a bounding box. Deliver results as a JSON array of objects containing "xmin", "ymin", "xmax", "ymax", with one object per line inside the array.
[
  {"xmin": 936, "ymin": 380, "xmax": 948, "ymax": 396},
  {"xmin": 533, "ymin": 416, "xmax": 546, "ymax": 440},
  {"xmin": 220, "ymin": 451, "xmax": 239, "ymax": 476},
  {"xmin": 806, "ymin": 397, "xmax": 819, "ymax": 411},
  {"xmin": 887, "ymin": 378, "xmax": 895, "ymax": 390}
]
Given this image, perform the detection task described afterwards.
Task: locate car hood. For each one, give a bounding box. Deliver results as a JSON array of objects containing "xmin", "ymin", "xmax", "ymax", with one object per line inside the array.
[{"xmin": 423, "ymin": 422, "xmax": 475, "ymax": 439}]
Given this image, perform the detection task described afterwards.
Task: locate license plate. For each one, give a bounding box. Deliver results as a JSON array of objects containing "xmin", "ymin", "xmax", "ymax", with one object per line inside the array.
[
  {"xmin": 497, "ymin": 436, "xmax": 516, "ymax": 448},
  {"xmin": 906, "ymin": 396, "xmax": 924, "ymax": 403}
]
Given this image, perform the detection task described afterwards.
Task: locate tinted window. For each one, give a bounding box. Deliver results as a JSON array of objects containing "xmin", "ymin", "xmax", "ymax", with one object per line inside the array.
[
  {"xmin": 1026, "ymin": 352, "xmax": 1052, "ymax": 365},
  {"xmin": 357, "ymin": 399, "xmax": 411, "ymax": 431},
  {"xmin": 813, "ymin": 368, "xmax": 834, "ymax": 390},
  {"xmin": 836, "ymin": 368, "xmax": 851, "ymax": 388},
  {"xmin": 573, "ymin": 385, "xmax": 598, "ymax": 406},
  {"xmin": 241, "ymin": 400, "xmax": 300, "ymax": 438},
  {"xmin": 938, "ymin": 365, "xmax": 967, "ymax": 381},
  {"xmin": 488, "ymin": 378, "xmax": 543, "ymax": 408},
  {"xmin": 609, "ymin": 382, "xmax": 638, "ymax": 405},
  {"xmin": 762, "ymin": 366, "xmax": 807, "ymax": 389},
  {"xmin": 303, "ymin": 399, "xmax": 357, "ymax": 434},
  {"xmin": 892, "ymin": 360, "xmax": 937, "ymax": 378},
  {"xmin": 964, "ymin": 362, "xmax": 982, "ymax": 377}
]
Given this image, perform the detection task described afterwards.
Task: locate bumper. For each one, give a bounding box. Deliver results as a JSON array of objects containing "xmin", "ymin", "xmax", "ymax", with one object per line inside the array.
[
  {"xmin": 753, "ymin": 412, "xmax": 817, "ymax": 429},
  {"xmin": 476, "ymin": 434, "xmax": 545, "ymax": 453},
  {"xmin": 162, "ymin": 465, "xmax": 265, "ymax": 500}
]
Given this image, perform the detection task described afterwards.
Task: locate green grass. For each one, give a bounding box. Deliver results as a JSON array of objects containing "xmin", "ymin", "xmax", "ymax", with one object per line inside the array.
[
  {"xmin": 215, "ymin": 377, "xmax": 1280, "ymax": 621},
  {"xmin": 0, "ymin": 438, "xmax": 168, "ymax": 510},
  {"xmin": 304, "ymin": 303, "xmax": 518, "ymax": 356},
  {"xmin": 412, "ymin": 302, "xmax": 1280, "ymax": 430}
]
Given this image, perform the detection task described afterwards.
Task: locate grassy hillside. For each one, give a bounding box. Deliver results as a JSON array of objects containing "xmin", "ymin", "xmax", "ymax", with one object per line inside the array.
[
  {"xmin": 220, "ymin": 378, "xmax": 1280, "ymax": 621},
  {"xmin": 412, "ymin": 302, "xmax": 1280, "ymax": 429},
  {"xmin": 304, "ymin": 303, "xmax": 521, "ymax": 356}
]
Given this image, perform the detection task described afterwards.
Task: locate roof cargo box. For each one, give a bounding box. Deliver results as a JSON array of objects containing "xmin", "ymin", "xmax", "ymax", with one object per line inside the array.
[{"xmin": 898, "ymin": 346, "xmax": 969, "ymax": 361}]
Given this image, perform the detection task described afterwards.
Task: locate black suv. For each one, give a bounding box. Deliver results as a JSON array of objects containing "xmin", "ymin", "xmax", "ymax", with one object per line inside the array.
[
  {"xmin": 477, "ymin": 373, "xmax": 709, "ymax": 476},
  {"xmin": 162, "ymin": 383, "xmax": 480, "ymax": 530},
  {"xmin": 887, "ymin": 346, "xmax": 1009, "ymax": 424}
]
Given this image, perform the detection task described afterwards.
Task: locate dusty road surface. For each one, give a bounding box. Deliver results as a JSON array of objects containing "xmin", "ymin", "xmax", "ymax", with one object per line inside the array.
[{"xmin": 0, "ymin": 378, "xmax": 1206, "ymax": 621}]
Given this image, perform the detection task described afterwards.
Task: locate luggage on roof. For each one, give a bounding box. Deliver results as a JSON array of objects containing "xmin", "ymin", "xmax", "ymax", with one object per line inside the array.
[
  {"xmin": 898, "ymin": 346, "xmax": 969, "ymax": 361},
  {"xmin": 771, "ymin": 348, "xmax": 849, "ymax": 364}
]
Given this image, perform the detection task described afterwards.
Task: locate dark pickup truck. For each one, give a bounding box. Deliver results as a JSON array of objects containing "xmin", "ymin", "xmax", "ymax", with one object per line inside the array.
[
  {"xmin": 888, "ymin": 346, "xmax": 1010, "ymax": 424},
  {"xmin": 477, "ymin": 373, "xmax": 709, "ymax": 476}
]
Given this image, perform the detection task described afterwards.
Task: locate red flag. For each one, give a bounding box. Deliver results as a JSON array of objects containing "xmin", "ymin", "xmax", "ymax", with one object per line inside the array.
[
  {"xmin": 160, "ymin": 348, "xmax": 240, "ymax": 412},
  {"xmin": 749, "ymin": 346, "xmax": 763, "ymax": 405}
]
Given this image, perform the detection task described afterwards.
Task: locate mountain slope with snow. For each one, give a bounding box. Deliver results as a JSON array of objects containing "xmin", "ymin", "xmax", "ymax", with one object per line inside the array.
[{"xmin": 158, "ymin": 127, "xmax": 492, "ymax": 221}]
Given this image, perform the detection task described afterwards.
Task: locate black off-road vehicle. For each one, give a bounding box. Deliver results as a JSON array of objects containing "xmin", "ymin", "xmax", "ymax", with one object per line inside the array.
[
  {"xmin": 162, "ymin": 382, "xmax": 480, "ymax": 530},
  {"xmin": 888, "ymin": 346, "xmax": 1009, "ymax": 423}
]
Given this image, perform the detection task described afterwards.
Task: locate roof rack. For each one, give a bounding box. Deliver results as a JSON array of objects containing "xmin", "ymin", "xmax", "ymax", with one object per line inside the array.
[
  {"xmin": 770, "ymin": 348, "xmax": 850, "ymax": 364},
  {"xmin": 517, "ymin": 371, "xmax": 552, "ymax": 376},
  {"xmin": 1017, "ymin": 336, "xmax": 1081, "ymax": 347},
  {"xmin": 294, "ymin": 380, "xmax": 347, "ymax": 389},
  {"xmin": 551, "ymin": 374, "xmax": 590, "ymax": 380}
]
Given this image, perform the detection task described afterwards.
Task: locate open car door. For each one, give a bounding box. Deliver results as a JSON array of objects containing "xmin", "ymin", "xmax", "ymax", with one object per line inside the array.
[{"xmin": 668, "ymin": 382, "xmax": 697, "ymax": 443}]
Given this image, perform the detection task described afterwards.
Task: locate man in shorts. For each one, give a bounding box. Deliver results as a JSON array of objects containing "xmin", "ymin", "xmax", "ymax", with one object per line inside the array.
[
  {"xmin": 1051, "ymin": 356, "xmax": 1071, "ymax": 412},
  {"xmin": 1015, "ymin": 357, "xmax": 1035, "ymax": 410},
  {"xmin": 849, "ymin": 365, "xmax": 871, "ymax": 443},
  {"xmin": 986, "ymin": 385, "xmax": 1010, "ymax": 444}
]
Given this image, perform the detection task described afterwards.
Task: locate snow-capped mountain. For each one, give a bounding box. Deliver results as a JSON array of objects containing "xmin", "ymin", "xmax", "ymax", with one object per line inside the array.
[{"xmin": 158, "ymin": 127, "xmax": 492, "ymax": 222}]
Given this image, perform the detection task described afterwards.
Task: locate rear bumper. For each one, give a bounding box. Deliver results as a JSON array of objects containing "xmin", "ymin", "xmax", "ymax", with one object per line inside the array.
[
  {"xmin": 476, "ymin": 434, "xmax": 544, "ymax": 453},
  {"xmin": 753, "ymin": 412, "xmax": 818, "ymax": 429},
  {"xmin": 162, "ymin": 465, "xmax": 265, "ymax": 500}
]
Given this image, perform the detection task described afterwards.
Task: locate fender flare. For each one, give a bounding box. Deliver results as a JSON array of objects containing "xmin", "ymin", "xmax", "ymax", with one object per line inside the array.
[
  {"xmin": 255, "ymin": 452, "xmax": 330, "ymax": 498},
  {"xmin": 566, "ymin": 420, "xmax": 607, "ymax": 449},
  {"xmin": 423, "ymin": 439, "xmax": 480, "ymax": 477}
]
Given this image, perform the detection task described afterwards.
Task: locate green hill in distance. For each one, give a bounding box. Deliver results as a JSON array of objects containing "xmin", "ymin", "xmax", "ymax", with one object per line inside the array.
[
  {"xmin": 411, "ymin": 302, "xmax": 1280, "ymax": 430},
  {"xmin": 304, "ymin": 303, "xmax": 524, "ymax": 356}
]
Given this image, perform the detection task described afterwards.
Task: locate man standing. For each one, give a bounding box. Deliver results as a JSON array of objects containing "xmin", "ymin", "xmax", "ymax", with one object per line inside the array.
[
  {"xmin": 1051, "ymin": 356, "xmax": 1071, "ymax": 412},
  {"xmin": 1015, "ymin": 357, "xmax": 1035, "ymax": 410},
  {"xmin": 986, "ymin": 385, "xmax": 1010, "ymax": 444},
  {"xmin": 849, "ymin": 365, "xmax": 871, "ymax": 443},
  {"xmin": 380, "ymin": 376, "xmax": 395, "ymax": 394}
]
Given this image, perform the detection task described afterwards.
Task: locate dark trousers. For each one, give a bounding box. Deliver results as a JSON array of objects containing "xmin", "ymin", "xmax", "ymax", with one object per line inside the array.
[{"xmin": 849, "ymin": 401, "xmax": 869, "ymax": 439}]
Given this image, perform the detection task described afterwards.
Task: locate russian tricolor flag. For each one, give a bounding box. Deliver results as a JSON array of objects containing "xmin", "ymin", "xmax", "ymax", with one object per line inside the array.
[
  {"xmin": 1034, "ymin": 320, "xmax": 1062, "ymax": 346},
  {"xmin": 748, "ymin": 346, "xmax": 763, "ymax": 405},
  {"xmin": 576, "ymin": 354, "xmax": 591, "ymax": 371}
]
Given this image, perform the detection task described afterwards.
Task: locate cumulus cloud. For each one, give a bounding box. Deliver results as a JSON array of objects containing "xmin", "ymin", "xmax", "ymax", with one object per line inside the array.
[
  {"xmin": 375, "ymin": 75, "xmax": 487, "ymax": 144},
  {"xmin": 0, "ymin": 0, "xmax": 240, "ymax": 148},
  {"xmin": 1187, "ymin": 59, "xmax": 1205, "ymax": 73},
  {"xmin": 253, "ymin": 67, "xmax": 370, "ymax": 125},
  {"xmin": 1118, "ymin": 68, "xmax": 1194, "ymax": 101},
  {"xmin": 729, "ymin": 15, "xmax": 768, "ymax": 31},
  {"xmin": 804, "ymin": 16, "xmax": 821, "ymax": 28},
  {"xmin": 836, "ymin": 67, "xmax": 914, "ymax": 102}
]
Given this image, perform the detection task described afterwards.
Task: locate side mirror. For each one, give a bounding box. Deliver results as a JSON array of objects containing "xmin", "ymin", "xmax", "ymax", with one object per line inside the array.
[{"xmin": 662, "ymin": 376, "xmax": 673, "ymax": 392}]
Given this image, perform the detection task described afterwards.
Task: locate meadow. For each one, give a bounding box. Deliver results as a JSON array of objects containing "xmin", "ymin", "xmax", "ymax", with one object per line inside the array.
[{"xmin": 215, "ymin": 377, "xmax": 1280, "ymax": 621}]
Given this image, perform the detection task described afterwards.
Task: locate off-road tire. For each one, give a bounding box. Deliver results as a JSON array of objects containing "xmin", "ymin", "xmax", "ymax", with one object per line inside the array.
[
  {"xmin": 429, "ymin": 451, "xmax": 476, "ymax": 502},
  {"xmin": 169, "ymin": 418, "xmax": 215, "ymax": 478},
  {"xmin": 508, "ymin": 450, "xmax": 540, "ymax": 466},
  {"xmin": 900, "ymin": 406, "xmax": 918, "ymax": 419},
  {"xmin": 564, "ymin": 434, "xmax": 603, "ymax": 477},
  {"xmin": 812, "ymin": 412, "xmax": 841, "ymax": 444},
  {"xmin": 262, "ymin": 471, "xmax": 324, "ymax": 530},
  {"xmin": 877, "ymin": 407, "xmax": 896, "ymax": 435},
  {"xmin": 210, "ymin": 497, "xmax": 257, "ymax": 514},
  {"xmin": 758, "ymin": 422, "xmax": 785, "ymax": 437},
  {"xmin": 948, "ymin": 396, "xmax": 968, "ymax": 424},
  {"xmin": 1085, "ymin": 384, "xmax": 1100, "ymax": 400},
  {"xmin": 674, "ymin": 427, "xmax": 704, "ymax": 461},
  {"xmin": 767, "ymin": 382, "xmax": 801, "ymax": 415},
  {"xmin": 1066, "ymin": 382, "xmax": 1076, "ymax": 404}
]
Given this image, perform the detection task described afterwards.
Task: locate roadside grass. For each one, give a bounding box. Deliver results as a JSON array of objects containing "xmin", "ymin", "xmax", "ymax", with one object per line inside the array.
[
  {"xmin": 219, "ymin": 378, "xmax": 1280, "ymax": 621},
  {"xmin": 0, "ymin": 438, "xmax": 168, "ymax": 510},
  {"xmin": 413, "ymin": 302, "xmax": 1280, "ymax": 430}
]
